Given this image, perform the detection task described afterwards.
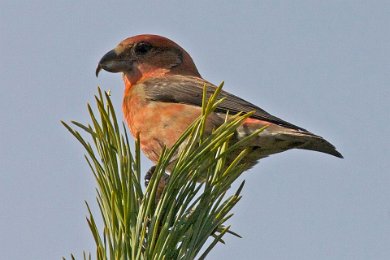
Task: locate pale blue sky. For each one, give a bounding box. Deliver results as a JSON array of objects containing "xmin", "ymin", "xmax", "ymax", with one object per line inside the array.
[{"xmin": 1, "ymin": 1, "xmax": 389, "ymax": 259}]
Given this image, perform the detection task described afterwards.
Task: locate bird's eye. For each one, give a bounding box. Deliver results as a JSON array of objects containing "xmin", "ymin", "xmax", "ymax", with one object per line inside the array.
[{"xmin": 134, "ymin": 42, "xmax": 152, "ymax": 55}]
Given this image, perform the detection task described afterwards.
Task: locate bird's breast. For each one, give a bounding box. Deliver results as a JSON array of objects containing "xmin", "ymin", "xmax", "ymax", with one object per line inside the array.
[{"xmin": 122, "ymin": 84, "xmax": 203, "ymax": 162}]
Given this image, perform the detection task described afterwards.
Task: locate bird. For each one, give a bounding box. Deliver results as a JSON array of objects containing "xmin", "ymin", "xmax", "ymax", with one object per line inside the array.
[{"xmin": 96, "ymin": 34, "xmax": 342, "ymax": 179}]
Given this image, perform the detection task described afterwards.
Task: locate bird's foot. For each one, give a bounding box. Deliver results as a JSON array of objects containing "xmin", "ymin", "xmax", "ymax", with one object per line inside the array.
[
  {"xmin": 144, "ymin": 165, "xmax": 170, "ymax": 202},
  {"xmin": 144, "ymin": 166, "xmax": 156, "ymax": 187}
]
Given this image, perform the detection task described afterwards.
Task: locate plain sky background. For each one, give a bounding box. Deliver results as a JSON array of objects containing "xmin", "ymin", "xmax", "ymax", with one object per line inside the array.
[{"xmin": 1, "ymin": 1, "xmax": 389, "ymax": 259}]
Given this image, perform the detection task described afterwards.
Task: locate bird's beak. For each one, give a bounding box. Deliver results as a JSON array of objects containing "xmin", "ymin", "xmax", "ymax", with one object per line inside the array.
[{"xmin": 96, "ymin": 49, "xmax": 132, "ymax": 77}]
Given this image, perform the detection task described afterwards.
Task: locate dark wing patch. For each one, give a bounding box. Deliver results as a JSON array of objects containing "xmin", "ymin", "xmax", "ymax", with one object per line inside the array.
[{"xmin": 142, "ymin": 75, "xmax": 308, "ymax": 132}]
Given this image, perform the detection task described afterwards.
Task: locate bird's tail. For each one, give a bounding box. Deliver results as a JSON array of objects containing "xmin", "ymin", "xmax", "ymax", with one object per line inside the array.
[
  {"xmin": 273, "ymin": 129, "xmax": 343, "ymax": 158},
  {"xmin": 297, "ymin": 133, "xmax": 343, "ymax": 158},
  {"xmin": 237, "ymin": 121, "xmax": 343, "ymax": 159}
]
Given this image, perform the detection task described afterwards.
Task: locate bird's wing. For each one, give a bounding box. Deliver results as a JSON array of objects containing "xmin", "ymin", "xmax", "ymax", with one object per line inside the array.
[{"xmin": 142, "ymin": 75, "xmax": 308, "ymax": 132}]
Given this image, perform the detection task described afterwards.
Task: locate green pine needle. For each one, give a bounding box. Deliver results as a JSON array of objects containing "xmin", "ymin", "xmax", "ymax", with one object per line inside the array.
[{"xmin": 62, "ymin": 83, "xmax": 263, "ymax": 259}]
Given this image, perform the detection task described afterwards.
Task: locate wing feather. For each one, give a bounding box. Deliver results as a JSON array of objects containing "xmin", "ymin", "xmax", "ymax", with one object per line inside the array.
[{"xmin": 142, "ymin": 75, "xmax": 308, "ymax": 132}]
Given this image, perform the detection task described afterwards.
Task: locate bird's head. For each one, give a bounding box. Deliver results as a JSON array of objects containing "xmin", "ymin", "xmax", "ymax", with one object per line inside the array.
[{"xmin": 96, "ymin": 34, "xmax": 200, "ymax": 84}]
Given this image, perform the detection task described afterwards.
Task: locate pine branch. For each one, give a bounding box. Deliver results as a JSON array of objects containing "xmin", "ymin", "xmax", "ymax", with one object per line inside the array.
[{"xmin": 62, "ymin": 83, "xmax": 263, "ymax": 259}]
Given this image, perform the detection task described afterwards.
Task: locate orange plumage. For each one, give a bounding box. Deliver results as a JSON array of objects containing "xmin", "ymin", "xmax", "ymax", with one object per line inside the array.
[{"xmin": 96, "ymin": 34, "xmax": 342, "ymax": 172}]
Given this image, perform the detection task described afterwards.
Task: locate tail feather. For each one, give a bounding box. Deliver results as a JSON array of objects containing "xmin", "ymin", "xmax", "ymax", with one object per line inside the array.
[
  {"xmin": 236, "ymin": 122, "xmax": 343, "ymax": 159},
  {"xmin": 277, "ymin": 130, "xmax": 343, "ymax": 158},
  {"xmin": 298, "ymin": 134, "xmax": 343, "ymax": 158}
]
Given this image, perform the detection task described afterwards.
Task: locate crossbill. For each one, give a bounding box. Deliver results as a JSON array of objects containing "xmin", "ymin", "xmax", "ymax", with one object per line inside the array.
[{"xmin": 96, "ymin": 34, "xmax": 342, "ymax": 176}]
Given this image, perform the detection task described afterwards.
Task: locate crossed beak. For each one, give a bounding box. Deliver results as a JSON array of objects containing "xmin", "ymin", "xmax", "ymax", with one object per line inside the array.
[{"xmin": 96, "ymin": 49, "xmax": 132, "ymax": 77}]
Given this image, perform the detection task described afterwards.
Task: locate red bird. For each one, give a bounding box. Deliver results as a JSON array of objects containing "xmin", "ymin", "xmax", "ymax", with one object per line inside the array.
[{"xmin": 96, "ymin": 34, "xmax": 342, "ymax": 176}]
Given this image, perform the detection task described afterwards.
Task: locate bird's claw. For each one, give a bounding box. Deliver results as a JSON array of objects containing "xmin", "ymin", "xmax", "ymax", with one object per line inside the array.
[
  {"xmin": 144, "ymin": 166, "xmax": 156, "ymax": 187},
  {"xmin": 144, "ymin": 165, "xmax": 170, "ymax": 202}
]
